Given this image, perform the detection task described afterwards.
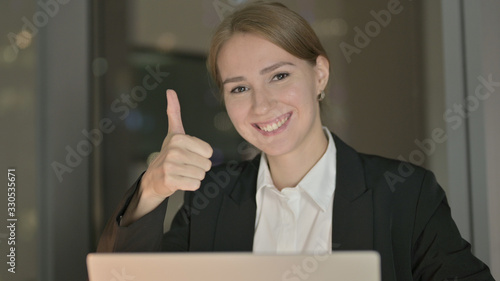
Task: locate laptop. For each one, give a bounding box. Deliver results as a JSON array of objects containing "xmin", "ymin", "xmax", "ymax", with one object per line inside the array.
[{"xmin": 87, "ymin": 252, "xmax": 380, "ymax": 281}]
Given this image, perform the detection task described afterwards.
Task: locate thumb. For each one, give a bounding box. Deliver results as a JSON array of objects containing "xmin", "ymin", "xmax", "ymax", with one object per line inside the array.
[{"xmin": 166, "ymin": 89, "xmax": 185, "ymax": 134}]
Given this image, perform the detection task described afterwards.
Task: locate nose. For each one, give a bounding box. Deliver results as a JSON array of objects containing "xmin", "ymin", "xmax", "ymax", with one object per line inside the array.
[{"xmin": 251, "ymin": 87, "xmax": 275, "ymax": 115}]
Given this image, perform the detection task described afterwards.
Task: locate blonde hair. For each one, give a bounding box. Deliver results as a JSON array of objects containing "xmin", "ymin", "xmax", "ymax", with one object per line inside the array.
[{"xmin": 207, "ymin": 2, "xmax": 330, "ymax": 95}]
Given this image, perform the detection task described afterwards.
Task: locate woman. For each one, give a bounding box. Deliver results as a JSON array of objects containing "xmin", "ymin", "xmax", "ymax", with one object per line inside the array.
[{"xmin": 97, "ymin": 2, "xmax": 495, "ymax": 281}]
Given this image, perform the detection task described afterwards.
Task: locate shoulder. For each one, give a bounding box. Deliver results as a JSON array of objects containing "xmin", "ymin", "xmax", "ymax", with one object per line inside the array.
[
  {"xmin": 358, "ymin": 153, "xmax": 428, "ymax": 191},
  {"xmin": 358, "ymin": 152, "xmax": 447, "ymax": 231},
  {"xmin": 330, "ymin": 128, "xmax": 447, "ymax": 216},
  {"xmin": 357, "ymin": 152, "xmax": 445, "ymax": 202},
  {"xmin": 361, "ymin": 152, "xmax": 442, "ymax": 193},
  {"xmin": 332, "ymin": 132, "xmax": 432, "ymax": 195}
]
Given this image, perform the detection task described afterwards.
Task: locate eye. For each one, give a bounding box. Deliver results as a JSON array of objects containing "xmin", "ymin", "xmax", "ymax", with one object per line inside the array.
[
  {"xmin": 230, "ymin": 86, "xmax": 249, "ymax": 94},
  {"xmin": 272, "ymin": 73, "xmax": 289, "ymax": 81}
]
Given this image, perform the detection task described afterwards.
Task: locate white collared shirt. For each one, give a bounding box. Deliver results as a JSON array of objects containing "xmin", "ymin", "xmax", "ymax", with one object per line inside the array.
[{"xmin": 253, "ymin": 127, "xmax": 337, "ymax": 254}]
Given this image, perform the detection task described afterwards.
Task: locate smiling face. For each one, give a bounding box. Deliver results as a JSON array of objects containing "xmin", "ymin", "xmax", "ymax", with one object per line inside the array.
[{"xmin": 218, "ymin": 32, "xmax": 329, "ymax": 157}]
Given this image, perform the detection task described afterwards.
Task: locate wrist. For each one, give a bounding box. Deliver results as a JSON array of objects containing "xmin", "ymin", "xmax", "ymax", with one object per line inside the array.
[{"xmin": 137, "ymin": 172, "xmax": 170, "ymax": 208}]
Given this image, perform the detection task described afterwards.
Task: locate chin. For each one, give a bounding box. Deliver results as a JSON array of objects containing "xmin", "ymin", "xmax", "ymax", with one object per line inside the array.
[{"xmin": 250, "ymin": 136, "xmax": 296, "ymax": 157}]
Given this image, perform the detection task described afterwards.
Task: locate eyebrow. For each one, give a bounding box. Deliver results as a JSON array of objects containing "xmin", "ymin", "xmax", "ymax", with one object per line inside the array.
[
  {"xmin": 222, "ymin": 61, "xmax": 295, "ymax": 85},
  {"xmin": 260, "ymin": 61, "xmax": 295, "ymax": 75}
]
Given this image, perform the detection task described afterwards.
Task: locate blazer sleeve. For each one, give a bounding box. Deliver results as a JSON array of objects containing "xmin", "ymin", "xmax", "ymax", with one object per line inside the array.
[
  {"xmin": 161, "ymin": 191, "xmax": 193, "ymax": 251},
  {"xmin": 96, "ymin": 174, "xmax": 169, "ymax": 252},
  {"xmin": 411, "ymin": 171, "xmax": 495, "ymax": 281}
]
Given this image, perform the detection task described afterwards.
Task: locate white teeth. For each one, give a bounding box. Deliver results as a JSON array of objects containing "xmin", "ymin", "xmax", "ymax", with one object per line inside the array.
[{"xmin": 258, "ymin": 115, "xmax": 289, "ymax": 132}]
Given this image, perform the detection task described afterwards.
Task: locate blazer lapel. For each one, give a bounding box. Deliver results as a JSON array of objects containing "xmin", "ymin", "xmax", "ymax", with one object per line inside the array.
[
  {"xmin": 331, "ymin": 134, "xmax": 374, "ymax": 251},
  {"xmin": 213, "ymin": 157, "xmax": 260, "ymax": 251}
]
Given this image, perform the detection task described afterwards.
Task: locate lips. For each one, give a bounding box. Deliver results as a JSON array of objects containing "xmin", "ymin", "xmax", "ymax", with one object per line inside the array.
[{"xmin": 252, "ymin": 112, "xmax": 292, "ymax": 133}]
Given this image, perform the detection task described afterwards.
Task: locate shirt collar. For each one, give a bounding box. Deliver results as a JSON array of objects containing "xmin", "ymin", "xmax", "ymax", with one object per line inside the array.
[{"xmin": 256, "ymin": 127, "xmax": 337, "ymax": 211}]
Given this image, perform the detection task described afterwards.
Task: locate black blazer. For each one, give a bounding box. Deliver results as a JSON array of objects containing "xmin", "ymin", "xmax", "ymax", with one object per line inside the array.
[{"xmin": 97, "ymin": 134, "xmax": 494, "ymax": 281}]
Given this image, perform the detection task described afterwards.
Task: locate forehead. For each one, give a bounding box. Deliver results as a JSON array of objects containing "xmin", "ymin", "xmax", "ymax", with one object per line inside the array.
[{"xmin": 217, "ymin": 32, "xmax": 300, "ymax": 78}]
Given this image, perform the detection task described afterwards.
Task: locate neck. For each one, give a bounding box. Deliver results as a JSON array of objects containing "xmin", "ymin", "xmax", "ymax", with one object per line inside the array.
[{"xmin": 267, "ymin": 126, "xmax": 328, "ymax": 191}]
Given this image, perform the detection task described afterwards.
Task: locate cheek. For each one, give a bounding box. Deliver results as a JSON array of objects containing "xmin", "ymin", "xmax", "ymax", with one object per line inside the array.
[
  {"xmin": 225, "ymin": 99, "xmax": 247, "ymax": 128},
  {"xmin": 282, "ymin": 84, "xmax": 316, "ymax": 111}
]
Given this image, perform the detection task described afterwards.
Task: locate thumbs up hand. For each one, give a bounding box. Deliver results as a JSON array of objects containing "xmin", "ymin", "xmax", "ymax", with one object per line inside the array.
[
  {"xmin": 123, "ymin": 90, "xmax": 213, "ymax": 224},
  {"xmin": 145, "ymin": 89, "xmax": 213, "ymax": 197}
]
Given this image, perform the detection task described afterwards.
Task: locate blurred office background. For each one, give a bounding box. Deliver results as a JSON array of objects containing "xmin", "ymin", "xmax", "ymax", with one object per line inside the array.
[{"xmin": 0, "ymin": 0, "xmax": 499, "ymax": 280}]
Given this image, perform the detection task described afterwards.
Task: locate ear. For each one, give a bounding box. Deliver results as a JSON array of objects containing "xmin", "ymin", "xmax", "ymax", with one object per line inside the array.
[{"xmin": 314, "ymin": 55, "xmax": 330, "ymax": 92}]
